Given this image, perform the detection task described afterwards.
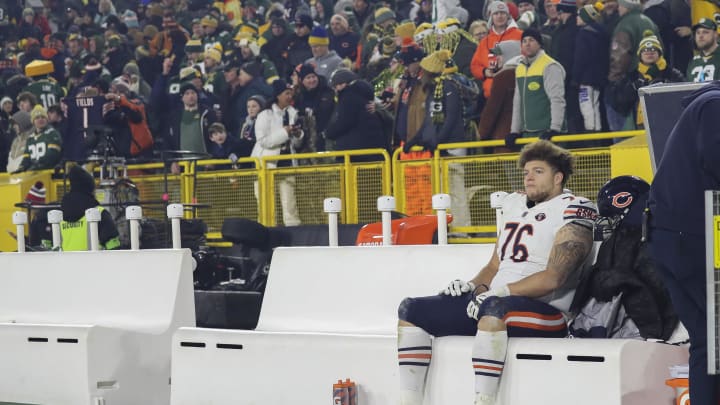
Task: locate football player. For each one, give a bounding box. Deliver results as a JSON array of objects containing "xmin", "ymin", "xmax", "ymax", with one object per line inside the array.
[{"xmin": 397, "ymin": 140, "xmax": 597, "ymax": 405}]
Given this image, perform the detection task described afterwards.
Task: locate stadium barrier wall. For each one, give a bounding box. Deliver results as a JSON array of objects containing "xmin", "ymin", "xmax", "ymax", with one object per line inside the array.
[
  {"xmin": 0, "ymin": 249, "xmax": 196, "ymax": 405},
  {"xmin": 171, "ymin": 245, "xmax": 687, "ymax": 405},
  {"xmin": 0, "ymin": 132, "xmax": 648, "ymax": 251}
]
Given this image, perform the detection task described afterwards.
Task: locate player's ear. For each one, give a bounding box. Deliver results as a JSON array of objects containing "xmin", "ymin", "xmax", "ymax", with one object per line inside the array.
[{"xmin": 554, "ymin": 170, "xmax": 563, "ymax": 187}]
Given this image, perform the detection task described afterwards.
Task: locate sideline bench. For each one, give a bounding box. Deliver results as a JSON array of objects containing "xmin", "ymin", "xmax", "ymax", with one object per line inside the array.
[
  {"xmin": 0, "ymin": 249, "xmax": 195, "ymax": 405},
  {"xmin": 171, "ymin": 245, "xmax": 687, "ymax": 404}
]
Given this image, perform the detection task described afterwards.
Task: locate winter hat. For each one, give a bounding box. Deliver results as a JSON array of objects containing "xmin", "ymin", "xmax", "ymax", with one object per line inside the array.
[
  {"xmin": 447, "ymin": 6, "xmax": 469, "ymax": 27},
  {"xmin": 329, "ymin": 68, "xmax": 357, "ymax": 87},
  {"xmin": 578, "ymin": 2, "xmax": 604, "ymax": 24},
  {"xmin": 693, "ymin": 17, "xmax": 717, "ymax": 32},
  {"xmin": 68, "ymin": 165, "xmax": 95, "ymax": 195},
  {"xmin": 30, "ymin": 105, "xmax": 48, "ymax": 121},
  {"xmin": 25, "ymin": 181, "xmax": 46, "ymax": 204},
  {"xmin": 374, "ymin": 7, "xmax": 396, "ymax": 25},
  {"xmin": 111, "ymin": 75, "xmax": 132, "ymax": 92},
  {"xmin": 637, "ymin": 34, "xmax": 663, "ymax": 55},
  {"xmin": 25, "ymin": 60, "xmax": 54, "ymax": 77},
  {"xmin": 436, "ymin": 18, "xmax": 461, "ymax": 34},
  {"xmin": 204, "ymin": 47, "xmax": 222, "ymax": 63},
  {"xmin": 517, "ymin": 0, "xmax": 534, "ymax": 5},
  {"xmin": 0, "ymin": 96, "xmax": 12, "ymax": 108},
  {"xmin": 123, "ymin": 62, "xmax": 140, "ymax": 77},
  {"xmin": 13, "ymin": 112, "xmax": 32, "ymax": 133},
  {"xmin": 413, "ymin": 22, "xmax": 434, "ymax": 43},
  {"xmin": 297, "ymin": 63, "xmax": 317, "ymax": 79},
  {"xmin": 487, "ymin": 1, "xmax": 509, "ymax": 16},
  {"xmin": 521, "ymin": 27, "xmax": 544, "ymax": 47},
  {"xmin": 398, "ymin": 37, "xmax": 425, "ymax": 64},
  {"xmin": 556, "ymin": 0, "xmax": 576, "ymax": 13},
  {"xmin": 308, "ymin": 26, "xmax": 330, "ymax": 46},
  {"xmin": 295, "ymin": 13, "xmax": 313, "ymax": 28},
  {"xmin": 22, "ymin": 7, "xmax": 34, "ymax": 17},
  {"xmin": 394, "ymin": 20, "xmax": 416, "ymax": 40},
  {"xmin": 201, "ymin": 15, "xmax": 219, "ymax": 28},
  {"xmin": 271, "ymin": 79, "xmax": 293, "ymax": 99},
  {"xmin": 185, "ymin": 39, "xmax": 203, "ymax": 53},
  {"xmin": 107, "ymin": 35, "xmax": 123, "ymax": 49},
  {"xmin": 617, "ymin": 0, "xmax": 641, "ymax": 10},
  {"xmin": 241, "ymin": 61, "xmax": 263, "ymax": 78},
  {"xmin": 420, "ymin": 49, "xmax": 454, "ymax": 74},
  {"xmin": 121, "ymin": 9, "xmax": 139, "ymax": 28},
  {"xmin": 179, "ymin": 81, "xmax": 198, "ymax": 95},
  {"xmin": 143, "ymin": 25, "xmax": 159, "ymax": 40},
  {"xmin": 237, "ymin": 38, "xmax": 261, "ymax": 56},
  {"xmin": 180, "ymin": 65, "xmax": 203, "ymax": 81},
  {"xmin": 248, "ymin": 94, "xmax": 267, "ymax": 109}
]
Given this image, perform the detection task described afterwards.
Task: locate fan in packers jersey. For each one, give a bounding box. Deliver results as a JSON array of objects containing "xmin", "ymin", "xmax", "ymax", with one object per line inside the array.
[
  {"xmin": 13, "ymin": 105, "xmax": 62, "ymax": 173},
  {"xmin": 397, "ymin": 140, "xmax": 597, "ymax": 405}
]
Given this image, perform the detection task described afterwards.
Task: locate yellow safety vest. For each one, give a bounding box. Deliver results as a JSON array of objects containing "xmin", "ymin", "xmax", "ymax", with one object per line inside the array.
[{"xmin": 60, "ymin": 207, "xmax": 120, "ymax": 251}]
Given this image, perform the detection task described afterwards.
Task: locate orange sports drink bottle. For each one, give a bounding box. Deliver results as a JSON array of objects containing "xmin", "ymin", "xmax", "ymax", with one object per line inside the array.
[
  {"xmin": 345, "ymin": 378, "xmax": 357, "ymax": 405},
  {"xmin": 333, "ymin": 380, "xmax": 348, "ymax": 405}
]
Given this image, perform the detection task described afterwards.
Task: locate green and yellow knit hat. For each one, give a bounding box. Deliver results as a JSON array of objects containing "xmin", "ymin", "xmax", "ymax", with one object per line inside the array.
[
  {"xmin": 637, "ymin": 34, "xmax": 662, "ymax": 56},
  {"xmin": 420, "ymin": 49, "xmax": 456, "ymax": 74},
  {"xmin": 31, "ymin": 104, "xmax": 48, "ymax": 121},
  {"xmin": 578, "ymin": 2, "xmax": 603, "ymax": 24}
]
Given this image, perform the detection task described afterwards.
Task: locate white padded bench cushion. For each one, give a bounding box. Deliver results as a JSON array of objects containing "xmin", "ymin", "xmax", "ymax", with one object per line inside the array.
[
  {"xmin": 257, "ymin": 245, "xmax": 494, "ymax": 334},
  {"xmin": 0, "ymin": 249, "xmax": 195, "ymax": 333}
]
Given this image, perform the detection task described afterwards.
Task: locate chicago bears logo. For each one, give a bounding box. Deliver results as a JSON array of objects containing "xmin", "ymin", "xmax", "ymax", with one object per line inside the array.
[
  {"xmin": 535, "ymin": 213, "xmax": 546, "ymax": 221},
  {"xmin": 611, "ymin": 192, "xmax": 633, "ymax": 209}
]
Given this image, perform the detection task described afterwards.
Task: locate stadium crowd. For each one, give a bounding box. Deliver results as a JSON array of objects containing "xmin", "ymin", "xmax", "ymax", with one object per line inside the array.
[{"xmin": 0, "ymin": 0, "xmax": 713, "ymax": 174}]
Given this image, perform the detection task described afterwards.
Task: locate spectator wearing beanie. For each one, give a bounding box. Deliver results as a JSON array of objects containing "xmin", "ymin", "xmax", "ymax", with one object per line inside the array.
[
  {"xmin": 394, "ymin": 38, "xmax": 427, "ymax": 149},
  {"xmin": 204, "ymin": 44, "xmax": 227, "ymax": 95},
  {"xmin": 573, "ymin": 2, "xmax": 610, "ymax": 133},
  {"xmin": 6, "ymin": 110, "xmax": 33, "ymax": 173},
  {"xmin": 507, "ymin": 28, "xmax": 566, "ymax": 145},
  {"xmin": 470, "ymin": 0, "xmax": 523, "ymax": 99},
  {"xmin": 305, "ymin": 26, "xmax": 344, "ymax": 79},
  {"xmin": 294, "ymin": 63, "xmax": 336, "ymax": 152},
  {"xmin": 207, "ymin": 122, "xmax": 244, "ymax": 161},
  {"xmin": 164, "ymin": 82, "xmax": 218, "ymax": 169},
  {"xmin": 606, "ymin": 0, "xmax": 658, "ymax": 131},
  {"xmin": 230, "ymin": 35, "xmax": 280, "ymax": 84},
  {"xmin": 223, "ymin": 61, "xmax": 273, "ymax": 137},
  {"xmin": 25, "ymin": 181, "xmax": 52, "ymax": 248},
  {"xmin": 60, "ymin": 165, "xmax": 120, "ymax": 251},
  {"xmin": 325, "ymin": 68, "xmax": 387, "ymax": 162},
  {"xmin": 14, "ymin": 105, "xmax": 62, "ymax": 173},
  {"xmin": 252, "ymin": 79, "xmax": 303, "ymax": 226},
  {"xmin": 329, "ymin": 14, "xmax": 360, "ymax": 61},
  {"xmin": 287, "ymin": 14, "xmax": 314, "ymax": 72},
  {"xmin": 262, "ymin": 18, "xmax": 293, "ymax": 79},
  {"xmin": 238, "ymin": 94, "xmax": 267, "ymax": 162},
  {"xmin": 548, "ymin": 0, "xmax": 583, "ymax": 133}
]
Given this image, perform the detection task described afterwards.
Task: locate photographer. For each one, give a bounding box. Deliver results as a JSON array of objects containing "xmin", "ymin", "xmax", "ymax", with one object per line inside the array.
[
  {"xmin": 251, "ymin": 79, "xmax": 303, "ymax": 226},
  {"xmin": 102, "ymin": 75, "xmax": 154, "ymax": 158}
]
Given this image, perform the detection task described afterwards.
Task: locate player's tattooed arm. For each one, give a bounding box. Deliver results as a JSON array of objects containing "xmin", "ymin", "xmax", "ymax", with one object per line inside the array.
[{"xmin": 546, "ymin": 222, "xmax": 594, "ymax": 287}]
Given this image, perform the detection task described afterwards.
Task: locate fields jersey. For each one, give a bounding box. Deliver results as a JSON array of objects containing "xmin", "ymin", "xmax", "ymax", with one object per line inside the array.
[
  {"xmin": 491, "ymin": 192, "xmax": 597, "ymax": 313},
  {"xmin": 25, "ymin": 79, "xmax": 66, "ymax": 109},
  {"xmin": 64, "ymin": 95, "xmax": 106, "ymax": 161}
]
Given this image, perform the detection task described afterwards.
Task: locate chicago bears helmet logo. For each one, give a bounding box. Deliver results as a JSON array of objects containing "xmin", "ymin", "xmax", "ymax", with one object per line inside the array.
[
  {"xmin": 535, "ymin": 213, "xmax": 546, "ymax": 221},
  {"xmin": 611, "ymin": 192, "xmax": 633, "ymax": 209}
]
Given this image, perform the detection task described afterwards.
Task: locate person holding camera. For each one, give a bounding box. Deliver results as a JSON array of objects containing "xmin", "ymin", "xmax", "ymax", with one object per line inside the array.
[{"xmin": 251, "ymin": 79, "xmax": 304, "ymax": 226}]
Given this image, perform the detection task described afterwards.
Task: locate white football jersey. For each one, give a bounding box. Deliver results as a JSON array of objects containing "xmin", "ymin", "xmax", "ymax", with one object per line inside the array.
[{"xmin": 490, "ymin": 192, "xmax": 597, "ymax": 313}]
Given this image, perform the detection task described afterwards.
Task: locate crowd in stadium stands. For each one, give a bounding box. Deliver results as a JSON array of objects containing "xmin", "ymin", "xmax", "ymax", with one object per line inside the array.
[{"xmin": 0, "ymin": 0, "xmax": 714, "ymax": 174}]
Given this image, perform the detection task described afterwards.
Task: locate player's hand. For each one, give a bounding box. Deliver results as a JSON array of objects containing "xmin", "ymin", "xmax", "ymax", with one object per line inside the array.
[
  {"xmin": 466, "ymin": 291, "xmax": 491, "ymax": 320},
  {"xmin": 466, "ymin": 285, "xmax": 511, "ymax": 320},
  {"xmin": 440, "ymin": 279, "xmax": 476, "ymax": 296}
]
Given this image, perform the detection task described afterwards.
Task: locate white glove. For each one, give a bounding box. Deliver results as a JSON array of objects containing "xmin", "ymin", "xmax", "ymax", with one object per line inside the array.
[
  {"xmin": 466, "ymin": 285, "xmax": 511, "ymax": 320},
  {"xmin": 440, "ymin": 279, "xmax": 476, "ymax": 296}
]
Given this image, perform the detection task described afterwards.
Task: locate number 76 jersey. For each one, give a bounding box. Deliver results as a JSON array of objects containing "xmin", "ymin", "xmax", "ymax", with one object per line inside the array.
[{"xmin": 492, "ymin": 192, "xmax": 597, "ymax": 289}]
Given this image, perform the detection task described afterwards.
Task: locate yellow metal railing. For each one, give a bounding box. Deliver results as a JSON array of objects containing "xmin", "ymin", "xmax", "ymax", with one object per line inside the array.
[{"xmin": 0, "ymin": 133, "xmax": 653, "ymax": 251}]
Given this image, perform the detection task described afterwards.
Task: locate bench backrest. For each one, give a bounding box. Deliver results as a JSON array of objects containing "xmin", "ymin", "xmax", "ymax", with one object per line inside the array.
[
  {"xmin": 257, "ymin": 245, "xmax": 494, "ymax": 334},
  {"xmin": 0, "ymin": 249, "xmax": 195, "ymax": 333}
]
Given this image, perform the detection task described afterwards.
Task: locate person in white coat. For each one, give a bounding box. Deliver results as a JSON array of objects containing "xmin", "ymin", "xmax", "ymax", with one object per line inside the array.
[{"xmin": 251, "ymin": 79, "xmax": 304, "ymax": 226}]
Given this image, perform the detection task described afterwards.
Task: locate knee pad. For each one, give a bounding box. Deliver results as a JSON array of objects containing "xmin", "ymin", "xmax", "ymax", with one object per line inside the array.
[
  {"xmin": 398, "ymin": 297, "xmax": 416, "ymax": 322},
  {"xmin": 480, "ymin": 296, "xmax": 509, "ymax": 319}
]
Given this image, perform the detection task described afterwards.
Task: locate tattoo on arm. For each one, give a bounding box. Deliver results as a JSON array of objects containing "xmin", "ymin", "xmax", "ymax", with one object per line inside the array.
[{"xmin": 546, "ymin": 222, "xmax": 594, "ymax": 287}]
